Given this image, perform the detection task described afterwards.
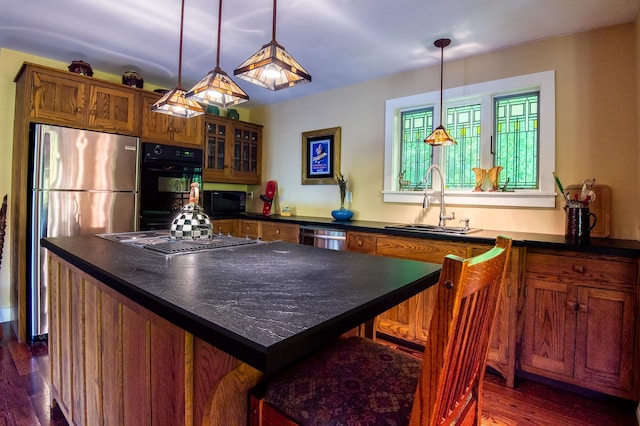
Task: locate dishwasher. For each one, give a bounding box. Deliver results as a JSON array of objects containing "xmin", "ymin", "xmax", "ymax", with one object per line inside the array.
[{"xmin": 299, "ymin": 225, "xmax": 347, "ymax": 251}]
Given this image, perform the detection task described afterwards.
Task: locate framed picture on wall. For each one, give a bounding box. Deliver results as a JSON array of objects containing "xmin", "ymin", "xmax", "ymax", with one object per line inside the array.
[{"xmin": 301, "ymin": 127, "xmax": 341, "ymax": 185}]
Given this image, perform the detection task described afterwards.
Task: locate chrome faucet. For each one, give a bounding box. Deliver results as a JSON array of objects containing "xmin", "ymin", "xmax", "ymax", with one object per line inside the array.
[{"xmin": 423, "ymin": 165, "xmax": 455, "ymax": 227}]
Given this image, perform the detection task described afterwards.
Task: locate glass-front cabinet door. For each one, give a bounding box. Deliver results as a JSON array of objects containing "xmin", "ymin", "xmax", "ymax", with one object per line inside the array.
[{"xmin": 203, "ymin": 116, "xmax": 262, "ymax": 184}]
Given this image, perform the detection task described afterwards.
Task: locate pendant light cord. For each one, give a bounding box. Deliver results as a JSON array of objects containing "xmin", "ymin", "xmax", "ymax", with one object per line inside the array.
[
  {"xmin": 439, "ymin": 44, "xmax": 444, "ymax": 125},
  {"xmin": 216, "ymin": 0, "xmax": 223, "ymax": 68},
  {"xmin": 177, "ymin": 0, "xmax": 186, "ymax": 87},
  {"xmin": 272, "ymin": 0, "xmax": 277, "ymax": 41}
]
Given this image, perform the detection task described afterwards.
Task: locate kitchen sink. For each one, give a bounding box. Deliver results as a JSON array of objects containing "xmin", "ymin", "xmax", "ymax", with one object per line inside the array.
[{"xmin": 384, "ymin": 223, "xmax": 482, "ymax": 235}]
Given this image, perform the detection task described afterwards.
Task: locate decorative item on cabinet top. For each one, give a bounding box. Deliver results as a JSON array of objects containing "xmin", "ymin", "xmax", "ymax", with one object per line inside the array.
[
  {"xmin": 122, "ymin": 70, "xmax": 143, "ymax": 88},
  {"xmin": 68, "ymin": 60, "xmax": 93, "ymax": 76}
]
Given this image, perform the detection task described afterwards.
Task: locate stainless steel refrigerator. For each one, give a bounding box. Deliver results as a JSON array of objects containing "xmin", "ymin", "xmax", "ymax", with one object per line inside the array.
[{"xmin": 29, "ymin": 124, "xmax": 139, "ymax": 340}]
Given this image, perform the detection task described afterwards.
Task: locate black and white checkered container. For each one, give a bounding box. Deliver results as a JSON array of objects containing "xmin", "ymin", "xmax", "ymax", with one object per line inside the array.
[{"xmin": 170, "ymin": 205, "xmax": 213, "ymax": 240}]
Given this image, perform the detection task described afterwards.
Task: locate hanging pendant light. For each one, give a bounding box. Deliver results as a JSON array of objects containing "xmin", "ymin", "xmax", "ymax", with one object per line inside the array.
[
  {"xmin": 185, "ymin": 0, "xmax": 249, "ymax": 107},
  {"xmin": 152, "ymin": 0, "xmax": 204, "ymax": 118},
  {"xmin": 233, "ymin": 0, "xmax": 311, "ymax": 91},
  {"xmin": 424, "ymin": 38, "xmax": 456, "ymax": 146}
]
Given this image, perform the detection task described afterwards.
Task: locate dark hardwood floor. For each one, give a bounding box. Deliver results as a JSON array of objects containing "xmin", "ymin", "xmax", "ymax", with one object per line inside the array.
[{"xmin": 0, "ymin": 321, "xmax": 637, "ymax": 425}]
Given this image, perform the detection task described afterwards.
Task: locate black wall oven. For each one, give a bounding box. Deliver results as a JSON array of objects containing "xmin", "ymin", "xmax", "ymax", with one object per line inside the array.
[{"xmin": 140, "ymin": 143, "xmax": 203, "ymax": 230}]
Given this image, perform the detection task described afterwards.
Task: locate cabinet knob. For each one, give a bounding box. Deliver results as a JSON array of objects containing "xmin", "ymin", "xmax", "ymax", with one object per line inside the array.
[
  {"xmin": 578, "ymin": 304, "xmax": 588, "ymax": 313},
  {"xmin": 572, "ymin": 264, "xmax": 585, "ymax": 273},
  {"xmin": 566, "ymin": 301, "xmax": 578, "ymax": 311}
]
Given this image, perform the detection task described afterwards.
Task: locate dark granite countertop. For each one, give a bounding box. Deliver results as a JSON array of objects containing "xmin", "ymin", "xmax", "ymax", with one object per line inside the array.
[
  {"xmin": 42, "ymin": 235, "xmax": 441, "ymax": 374},
  {"xmin": 228, "ymin": 213, "xmax": 640, "ymax": 257}
]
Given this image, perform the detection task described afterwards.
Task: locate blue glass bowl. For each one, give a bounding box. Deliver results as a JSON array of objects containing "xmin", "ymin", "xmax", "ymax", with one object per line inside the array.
[{"xmin": 331, "ymin": 209, "xmax": 354, "ymax": 221}]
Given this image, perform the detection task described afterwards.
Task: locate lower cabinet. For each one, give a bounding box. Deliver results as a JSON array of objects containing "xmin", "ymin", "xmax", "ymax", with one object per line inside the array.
[
  {"xmin": 47, "ymin": 252, "xmax": 261, "ymax": 426},
  {"xmin": 236, "ymin": 219, "xmax": 299, "ymax": 243},
  {"xmin": 521, "ymin": 250, "xmax": 638, "ymax": 399},
  {"xmin": 346, "ymin": 232, "xmax": 521, "ymax": 387},
  {"xmin": 211, "ymin": 218, "xmax": 236, "ymax": 236},
  {"xmin": 260, "ymin": 222, "xmax": 299, "ymax": 243}
]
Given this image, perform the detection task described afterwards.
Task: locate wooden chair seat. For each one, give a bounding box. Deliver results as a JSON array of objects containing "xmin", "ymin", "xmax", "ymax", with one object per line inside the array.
[
  {"xmin": 250, "ymin": 236, "xmax": 512, "ymax": 426},
  {"xmin": 261, "ymin": 335, "xmax": 421, "ymax": 424}
]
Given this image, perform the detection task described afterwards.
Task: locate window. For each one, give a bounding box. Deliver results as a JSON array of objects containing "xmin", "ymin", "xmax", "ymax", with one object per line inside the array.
[{"xmin": 383, "ymin": 71, "xmax": 555, "ymax": 208}]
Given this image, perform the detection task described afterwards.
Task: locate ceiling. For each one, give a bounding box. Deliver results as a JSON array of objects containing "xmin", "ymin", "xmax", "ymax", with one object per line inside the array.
[{"xmin": 2, "ymin": 0, "xmax": 638, "ymax": 107}]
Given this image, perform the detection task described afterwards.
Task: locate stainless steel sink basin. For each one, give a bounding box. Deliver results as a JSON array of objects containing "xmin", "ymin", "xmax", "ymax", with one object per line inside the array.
[{"xmin": 385, "ymin": 224, "xmax": 482, "ymax": 235}]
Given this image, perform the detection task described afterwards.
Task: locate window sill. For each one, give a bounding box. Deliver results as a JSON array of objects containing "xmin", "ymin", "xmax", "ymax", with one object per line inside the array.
[{"xmin": 382, "ymin": 190, "xmax": 557, "ymax": 208}]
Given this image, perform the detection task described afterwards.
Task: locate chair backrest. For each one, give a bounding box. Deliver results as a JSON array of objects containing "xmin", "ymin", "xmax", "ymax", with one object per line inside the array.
[{"xmin": 410, "ymin": 236, "xmax": 512, "ymax": 426}]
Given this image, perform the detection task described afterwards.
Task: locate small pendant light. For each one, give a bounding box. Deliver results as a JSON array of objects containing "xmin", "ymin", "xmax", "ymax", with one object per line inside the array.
[
  {"xmin": 424, "ymin": 38, "xmax": 456, "ymax": 146},
  {"xmin": 151, "ymin": 0, "xmax": 204, "ymax": 118},
  {"xmin": 233, "ymin": 0, "xmax": 311, "ymax": 91},
  {"xmin": 185, "ymin": 0, "xmax": 249, "ymax": 107}
]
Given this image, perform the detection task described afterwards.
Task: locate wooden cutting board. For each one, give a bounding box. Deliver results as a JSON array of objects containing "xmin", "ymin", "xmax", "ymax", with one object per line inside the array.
[{"xmin": 565, "ymin": 184, "xmax": 611, "ymax": 237}]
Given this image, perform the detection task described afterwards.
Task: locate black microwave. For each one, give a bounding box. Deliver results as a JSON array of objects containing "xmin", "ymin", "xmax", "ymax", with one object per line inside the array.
[{"xmin": 203, "ymin": 190, "xmax": 247, "ymax": 215}]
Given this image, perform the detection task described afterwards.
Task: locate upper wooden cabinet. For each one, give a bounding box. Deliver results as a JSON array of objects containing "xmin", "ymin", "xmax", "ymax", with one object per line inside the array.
[
  {"xmin": 20, "ymin": 63, "xmax": 140, "ymax": 135},
  {"xmin": 141, "ymin": 93, "xmax": 203, "ymax": 148},
  {"xmin": 87, "ymin": 83, "xmax": 138, "ymax": 133},
  {"xmin": 203, "ymin": 116, "xmax": 262, "ymax": 184}
]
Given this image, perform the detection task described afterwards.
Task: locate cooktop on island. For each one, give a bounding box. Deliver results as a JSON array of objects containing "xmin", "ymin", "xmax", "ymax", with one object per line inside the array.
[{"xmin": 97, "ymin": 230, "xmax": 262, "ymax": 255}]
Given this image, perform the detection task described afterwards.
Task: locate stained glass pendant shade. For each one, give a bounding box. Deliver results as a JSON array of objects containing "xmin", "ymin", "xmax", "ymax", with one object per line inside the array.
[
  {"xmin": 152, "ymin": 0, "xmax": 203, "ymax": 118},
  {"xmin": 185, "ymin": 0, "xmax": 249, "ymax": 108},
  {"xmin": 234, "ymin": 0, "xmax": 311, "ymax": 90},
  {"xmin": 424, "ymin": 38, "xmax": 456, "ymax": 146}
]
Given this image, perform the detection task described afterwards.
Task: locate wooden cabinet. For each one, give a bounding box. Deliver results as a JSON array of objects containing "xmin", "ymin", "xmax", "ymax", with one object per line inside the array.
[
  {"xmin": 211, "ymin": 218, "xmax": 236, "ymax": 236},
  {"xmin": 374, "ymin": 236, "xmax": 469, "ymax": 346},
  {"xmin": 29, "ymin": 68, "xmax": 86, "ymax": 125},
  {"xmin": 141, "ymin": 93, "xmax": 203, "ymax": 147},
  {"xmin": 236, "ymin": 219, "xmax": 299, "ymax": 243},
  {"xmin": 469, "ymin": 244, "xmax": 521, "ymax": 388},
  {"xmin": 203, "ymin": 116, "xmax": 262, "ymax": 184},
  {"xmin": 261, "ymin": 222, "xmax": 299, "ymax": 243},
  {"xmin": 47, "ymin": 252, "xmax": 262, "ymax": 426},
  {"xmin": 24, "ymin": 63, "xmax": 139, "ymax": 134},
  {"xmin": 521, "ymin": 250, "xmax": 638, "ymax": 399},
  {"xmin": 87, "ymin": 82, "xmax": 138, "ymax": 133},
  {"xmin": 347, "ymin": 233, "xmax": 521, "ymax": 387},
  {"xmin": 237, "ymin": 220, "xmax": 261, "ymax": 239},
  {"xmin": 346, "ymin": 231, "xmax": 379, "ymax": 254}
]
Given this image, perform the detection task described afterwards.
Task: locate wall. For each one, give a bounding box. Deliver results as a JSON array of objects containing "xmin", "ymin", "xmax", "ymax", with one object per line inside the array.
[{"xmin": 251, "ymin": 23, "xmax": 638, "ymax": 240}]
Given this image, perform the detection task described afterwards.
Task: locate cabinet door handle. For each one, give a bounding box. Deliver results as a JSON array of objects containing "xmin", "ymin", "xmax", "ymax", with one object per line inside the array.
[
  {"xmin": 572, "ymin": 264, "xmax": 585, "ymax": 273},
  {"xmin": 566, "ymin": 301, "xmax": 578, "ymax": 311},
  {"xmin": 578, "ymin": 304, "xmax": 588, "ymax": 313}
]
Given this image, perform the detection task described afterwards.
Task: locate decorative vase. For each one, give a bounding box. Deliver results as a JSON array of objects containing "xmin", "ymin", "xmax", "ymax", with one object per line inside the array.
[
  {"xmin": 122, "ymin": 70, "xmax": 144, "ymax": 88},
  {"xmin": 170, "ymin": 182, "xmax": 212, "ymax": 239},
  {"xmin": 488, "ymin": 166, "xmax": 504, "ymax": 192},
  {"xmin": 472, "ymin": 167, "xmax": 487, "ymax": 192},
  {"xmin": 331, "ymin": 206, "xmax": 354, "ymax": 221},
  {"xmin": 68, "ymin": 60, "xmax": 93, "ymax": 76}
]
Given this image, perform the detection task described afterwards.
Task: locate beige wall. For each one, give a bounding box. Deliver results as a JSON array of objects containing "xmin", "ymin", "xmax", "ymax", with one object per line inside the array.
[{"xmin": 251, "ymin": 23, "xmax": 638, "ymax": 240}]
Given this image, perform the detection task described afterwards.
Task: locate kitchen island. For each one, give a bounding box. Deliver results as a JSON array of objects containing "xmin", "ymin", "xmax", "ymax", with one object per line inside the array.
[{"xmin": 41, "ymin": 235, "xmax": 441, "ymax": 426}]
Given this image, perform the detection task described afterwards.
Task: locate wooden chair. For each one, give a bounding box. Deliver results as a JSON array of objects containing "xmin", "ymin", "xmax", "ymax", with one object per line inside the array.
[{"xmin": 249, "ymin": 236, "xmax": 512, "ymax": 426}]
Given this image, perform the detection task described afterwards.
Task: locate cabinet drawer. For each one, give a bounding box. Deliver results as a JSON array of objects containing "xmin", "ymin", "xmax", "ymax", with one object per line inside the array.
[
  {"xmin": 261, "ymin": 223, "xmax": 299, "ymax": 243},
  {"xmin": 376, "ymin": 237, "xmax": 467, "ymax": 263},
  {"xmin": 526, "ymin": 252, "xmax": 637, "ymax": 289},
  {"xmin": 346, "ymin": 232, "xmax": 378, "ymax": 254},
  {"xmin": 238, "ymin": 220, "xmax": 260, "ymax": 238}
]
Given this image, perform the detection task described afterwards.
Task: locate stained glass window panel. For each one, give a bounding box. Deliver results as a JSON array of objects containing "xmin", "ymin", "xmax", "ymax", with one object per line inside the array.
[
  {"xmin": 494, "ymin": 93, "xmax": 539, "ymax": 189},
  {"xmin": 400, "ymin": 108, "xmax": 433, "ymax": 189},
  {"xmin": 443, "ymin": 104, "xmax": 481, "ymax": 189}
]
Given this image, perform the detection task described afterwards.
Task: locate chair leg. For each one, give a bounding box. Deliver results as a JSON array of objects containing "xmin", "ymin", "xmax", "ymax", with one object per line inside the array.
[{"xmin": 249, "ymin": 393, "xmax": 300, "ymax": 426}]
